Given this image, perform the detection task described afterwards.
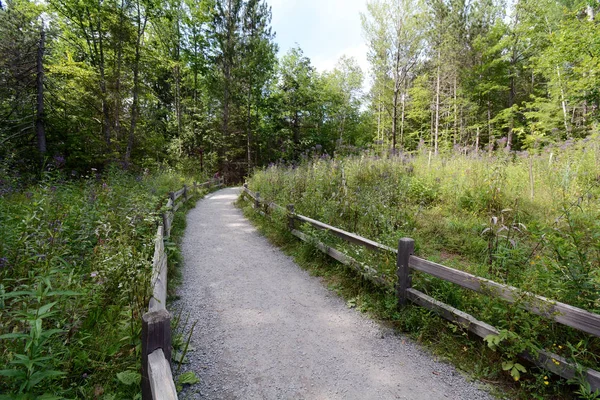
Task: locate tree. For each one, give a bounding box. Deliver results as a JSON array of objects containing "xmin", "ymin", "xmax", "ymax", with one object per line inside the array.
[{"xmin": 362, "ymin": 0, "xmax": 426, "ymax": 153}]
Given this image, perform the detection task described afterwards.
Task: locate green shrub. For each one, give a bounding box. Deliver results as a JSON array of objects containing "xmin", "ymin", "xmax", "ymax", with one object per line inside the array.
[{"xmin": 0, "ymin": 167, "xmax": 207, "ymax": 399}]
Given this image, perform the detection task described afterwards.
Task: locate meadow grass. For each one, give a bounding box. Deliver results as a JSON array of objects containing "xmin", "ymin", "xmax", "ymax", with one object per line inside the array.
[{"xmin": 246, "ymin": 137, "xmax": 600, "ymax": 398}]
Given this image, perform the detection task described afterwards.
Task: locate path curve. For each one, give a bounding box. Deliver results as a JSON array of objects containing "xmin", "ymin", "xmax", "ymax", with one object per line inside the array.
[{"xmin": 175, "ymin": 187, "xmax": 493, "ymax": 400}]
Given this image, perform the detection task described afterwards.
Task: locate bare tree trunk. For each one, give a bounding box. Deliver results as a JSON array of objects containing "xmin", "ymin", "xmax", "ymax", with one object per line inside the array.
[
  {"xmin": 556, "ymin": 66, "xmax": 570, "ymax": 138},
  {"xmin": 36, "ymin": 26, "xmax": 46, "ymax": 154},
  {"xmin": 377, "ymin": 91, "xmax": 381, "ymax": 142},
  {"xmin": 400, "ymin": 88, "xmax": 406, "ymax": 148},
  {"xmin": 453, "ymin": 75, "xmax": 458, "ymax": 146},
  {"xmin": 392, "ymin": 48, "xmax": 401, "ymax": 154},
  {"xmin": 487, "ymin": 101, "xmax": 493, "ymax": 155},
  {"xmin": 246, "ymin": 85, "xmax": 252, "ymax": 171},
  {"xmin": 125, "ymin": 3, "xmax": 147, "ymax": 162},
  {"xmin": 95, "ymin": 0, "xmax": 111, "ymax": 150},
  {"xmin": 114, "ymin": 0, "xmax": 126, "ymax": 141},
  {"xmin": 434, "ymin": 60, "xmax": 441, "ymax": 155}
]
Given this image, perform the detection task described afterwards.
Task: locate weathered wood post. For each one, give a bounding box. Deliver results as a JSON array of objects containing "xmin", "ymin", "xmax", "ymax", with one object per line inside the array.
[
  {"xmin": 255, "ymin": 192, "xmax": 260, "ymax": 209},
  {"xmin": 287, "ymin": 204, "xmax": 295, "ymax": 231},
  {"xmin": 396, "ymin": 238, "xmax": 415, "ymax": 307},
  {"xmin": 162, "ymin": 213, "xmax": 169, "ymax": 239},
  {"xmin": 141, "ymin": 309, "xmax": 172, "ymax": 400},
  {"xmin": 183, "ymin": 184, "xmax": 188, "ymax": 201},
  {"xmin": 169, "ymin": 191, "xmax": 175, "ymax": 202}
]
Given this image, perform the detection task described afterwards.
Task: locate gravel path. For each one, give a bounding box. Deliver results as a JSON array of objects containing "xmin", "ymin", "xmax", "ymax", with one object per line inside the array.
[{"xmin": 174, "ymin": 187, "xmax": 495, "ymax": 400}]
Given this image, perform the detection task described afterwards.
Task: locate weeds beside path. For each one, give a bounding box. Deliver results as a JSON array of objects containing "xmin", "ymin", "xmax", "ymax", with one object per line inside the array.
[{"xmin": 174, "ymin": 187, "xmax": 493, "ymax": 399}]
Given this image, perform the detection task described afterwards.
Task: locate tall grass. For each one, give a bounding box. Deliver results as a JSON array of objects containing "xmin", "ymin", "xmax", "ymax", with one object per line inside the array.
[
  {"xmin": 0, "ymin": 166, "xmax": 206, "ymax": 399},
  {"xmin": 247, "ymin": 137, "xmax": 600, "ymax": 394}
]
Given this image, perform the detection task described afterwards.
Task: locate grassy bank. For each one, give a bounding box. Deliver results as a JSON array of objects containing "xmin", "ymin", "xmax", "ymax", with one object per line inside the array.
[
  {"xmin": 0, "ymin": 167, "xmax": 208, "ymax": 399},
  {"xmin": 246, "ymin": 138, "xmax": 600, "ymax": 398}
]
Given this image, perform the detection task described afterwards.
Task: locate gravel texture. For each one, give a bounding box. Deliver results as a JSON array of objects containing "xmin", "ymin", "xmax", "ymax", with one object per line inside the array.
[{"xmin": 173, "ymin": 187, "xmax": 495, "ymax": 400}]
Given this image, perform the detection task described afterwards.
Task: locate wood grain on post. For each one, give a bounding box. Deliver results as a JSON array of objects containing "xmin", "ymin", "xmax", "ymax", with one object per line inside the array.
[
  {"xmin": 147, "ymin": 349, "xmax": 178, "ymax": 400},
  {"xmin": 183, "ymin": 184, "xmax": 188, "ymax": 201},
  {"xmin": 287, "ymin": 204, "xmax": 295, "ymax": 230},
  {"xmin": 141, "ymin": 309, "xmax": 171, "ymax": 400},
  {"xmin": 162, "ymin": 213, "xmax": 169, "ymax": 239},
  {"xmin": 396, "ymin": 238, "xmax": 415, "ymax": 307}
]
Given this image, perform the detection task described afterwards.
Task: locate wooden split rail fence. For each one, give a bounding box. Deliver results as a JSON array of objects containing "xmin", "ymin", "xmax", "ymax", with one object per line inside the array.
[
  {"xmin": 141, "ymin": 178, "xmax": 223, "ymax": 400},
  {"xmin": 242, "ymin": 184, "xmax": 600, "ymax": 391}
]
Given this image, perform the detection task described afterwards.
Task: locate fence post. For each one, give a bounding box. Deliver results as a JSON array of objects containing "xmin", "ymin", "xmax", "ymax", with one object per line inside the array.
[
  {"xmin": 396, "ymin": 238, "xmax": 415, "ymax": 307},
  {"xmin": 287, "ymin": 204, "xmax": 295, "ymax": 231},
  {"xmin": 141, "ymin": 309, "xmax": 171, "ymax": 400},
  {"xmin": 169, "ymin": 191, "xmax": 175, "ymax": 202},
  {"xmin": 162, "ymin": 213, "xmax": 169, "ymax": 238},
  {"xmin": 255, "ymin": 192, "xmax": 260, "ymax": 209},
  {"xmin": 183, "ymin": 184, "xmax": 188, "ymax": 201}
]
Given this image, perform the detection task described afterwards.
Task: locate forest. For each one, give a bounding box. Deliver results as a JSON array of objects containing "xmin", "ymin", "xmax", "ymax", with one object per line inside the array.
[
  {"xmin": 1, "ymin": 0, "xmax": 598, "ymax": 182},
  {"xmin": 1, "ymin": 0, "xmax": 599, "ymax": 398}
]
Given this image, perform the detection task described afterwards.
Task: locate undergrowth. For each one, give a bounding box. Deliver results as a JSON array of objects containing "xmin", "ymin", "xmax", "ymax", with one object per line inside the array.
[
  {"xmin": 0, "ymin": 165, "xmax": 209, "ymax": 399},
  {"xmin": 244, "ymin": 136, "xmax": 600, "ymax": 399}
]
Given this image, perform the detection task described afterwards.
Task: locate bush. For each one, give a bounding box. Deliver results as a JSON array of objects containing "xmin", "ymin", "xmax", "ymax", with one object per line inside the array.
[{"xmin": 0, "ymin": 167, "xmax": 207, "ymax": 399}]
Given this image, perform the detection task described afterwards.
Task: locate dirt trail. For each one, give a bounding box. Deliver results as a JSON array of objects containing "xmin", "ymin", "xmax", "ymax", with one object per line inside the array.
[{"xmin": 174, "ymin": 187, "xmax": 494, "ymax": 400}]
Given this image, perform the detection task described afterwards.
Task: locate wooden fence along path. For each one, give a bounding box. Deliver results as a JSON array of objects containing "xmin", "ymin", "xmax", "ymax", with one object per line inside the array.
[
  {"xmin": 242, "ymin": 185, "xmax": 600, "ymax": 391},
  {"xmin": 141, "ymin": 178, "xmax": 223, "ymax": 400}
]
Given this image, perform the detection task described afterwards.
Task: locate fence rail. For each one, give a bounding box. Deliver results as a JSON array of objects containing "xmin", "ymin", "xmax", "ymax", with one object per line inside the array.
[
  {"xmin": 141, "ymin": 178, "xmax": 223, "ymax": 400},
  {"xmin": 241, "ymin": 184, "xmax": 600, "ymax": 391}
]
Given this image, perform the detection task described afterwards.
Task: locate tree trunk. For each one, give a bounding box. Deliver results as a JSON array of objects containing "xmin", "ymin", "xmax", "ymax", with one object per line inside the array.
[
  {"xmin": 95, "ymin": 1, "xmax": 110, "ymax": 150},
  {"xmin": 391, "ymin": 47, "xmax": 401, "ymax": 154},
  {"xmin": 556, "ymin": 66, "xmax": 570, "ymax": 138},
  {"xmin": 125, "ymin": 4, "xmax": 147, "ymax": 162},
  {"xmin": 434, "ymin": 60, "xmax": 441, "ymax": 155},
  {"xmin": 453, "ymin": 75, "xmax": 458, "ymax": 146},
  {"xmin": 377, "ymin": 91, "xmax": 382, "ymax": 143},
  {"xmin": 36, "ymin": 26, "xmax": 46, "ymax": 154},
  {"xmin": 246, "ymin": 85, "xmax": 252, "ymax": 171},
  {"xmin": 114, "ymin": 0, "xmax": 126, "ymax": 141},
  {"xmin": 487, "ymin": 101, "xmax": 493, "ymax": 155},
  {"xmin": 400, "ymin": 89, "xmax": 406, "ymax": 148}
]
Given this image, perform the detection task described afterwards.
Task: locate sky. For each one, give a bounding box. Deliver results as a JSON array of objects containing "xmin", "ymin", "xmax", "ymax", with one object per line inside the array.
[{"xmin": 268, "ymin": 0, "xmax": 370, "ymax": 77}]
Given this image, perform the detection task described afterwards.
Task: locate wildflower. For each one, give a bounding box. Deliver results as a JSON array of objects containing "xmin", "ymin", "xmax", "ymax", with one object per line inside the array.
[
  {"xmin": 90, "ymin": 271, "xmax": 98, "ymax": 278},
  {"xmin": 53, "ymin": 155, "xmax": 66, "ymax": 166},
  {"xmin": 0, "ymin": 257, "xmax": 8, "ymax": 270},
  {"xmin": 544, "ymin": 381, "xmax": 549, "ymax": 385}
]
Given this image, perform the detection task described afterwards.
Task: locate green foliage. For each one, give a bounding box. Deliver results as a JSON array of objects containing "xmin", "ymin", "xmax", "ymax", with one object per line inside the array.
[
  {"xmin": 246, "ymin": 139, "xmax": 600, "ymax": 397},
  {"xmin": 176, "ymin": 371, "xmax": 200, "ymax": 391},
  {"xmin": 0, "ymin": 168, "xmax": 206, "ymax": 398}
]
